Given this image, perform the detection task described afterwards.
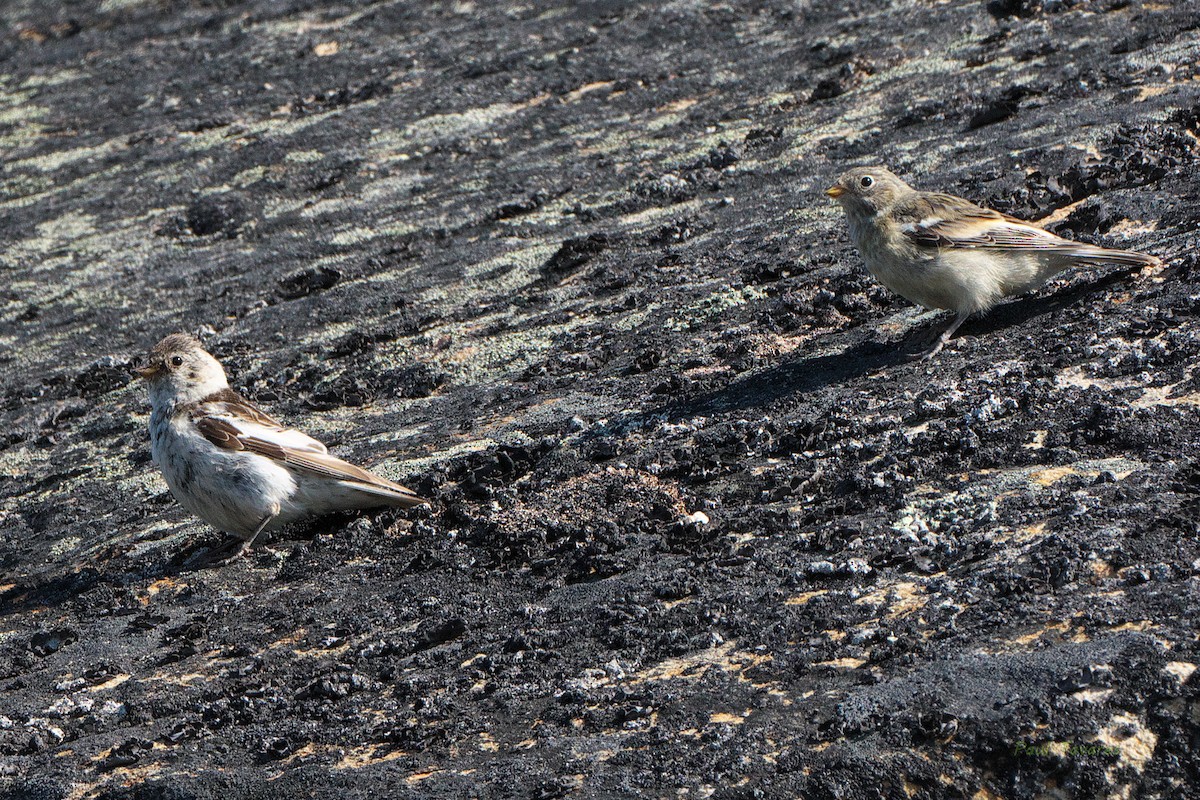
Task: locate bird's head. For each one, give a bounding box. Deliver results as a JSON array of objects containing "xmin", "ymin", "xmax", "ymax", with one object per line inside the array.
[
  {"xmin": 826, "ymin": 166, "xmax": 912, "ymax": 216},
  {"xmin": 137, "ymin": 333, "xmax": 228, "ymax": 406}
]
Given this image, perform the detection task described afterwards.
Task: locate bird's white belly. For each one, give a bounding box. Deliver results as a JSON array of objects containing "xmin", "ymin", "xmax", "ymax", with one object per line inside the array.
[
  {"xmin": 851, "ymin": 220, "xmax": 1041, "ymax": 315},
  {"xmin": 151, "ymin": 416, "xmax": 297, "ymax": 539}
]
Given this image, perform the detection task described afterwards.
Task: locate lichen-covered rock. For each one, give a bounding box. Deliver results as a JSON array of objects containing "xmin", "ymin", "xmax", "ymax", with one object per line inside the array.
[{"xmin": 1, "ymin": 1, "xmax": 1198, "ymax": 798}]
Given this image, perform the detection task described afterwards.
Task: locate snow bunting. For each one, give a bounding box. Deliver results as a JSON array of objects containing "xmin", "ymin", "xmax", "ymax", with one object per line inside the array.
[{"xmin": 137, "ymin": 333, "xmax": 425, "ymax": 561}]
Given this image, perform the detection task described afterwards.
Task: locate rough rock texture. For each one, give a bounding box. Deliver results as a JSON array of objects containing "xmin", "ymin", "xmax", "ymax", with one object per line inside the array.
[{"xmin": 2, "ymin": 1, "xmax": 1200, "ymax": 798}]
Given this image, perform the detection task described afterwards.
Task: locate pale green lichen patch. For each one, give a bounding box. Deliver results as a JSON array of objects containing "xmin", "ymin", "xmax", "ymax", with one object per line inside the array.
[
  {"xmin": 424, "ymin": 310, "xmax": 594, "ymax": 386},
  {"xmin": 463, "ymin": 242, "xmax": 559, "ymax": 293},
  {"xmin": 253, "ymin": 4, "xmax": 379, "ymax": 36},
  {"xmin": 0, "ymin": 445, "xmax": 53, "ymax": 484},
  {"xmin": 369, "ymin": 99, "xmax": 544, "ymax": 164},
  {"xmin": 665, "ymin": 284, "xmax": 769, "ymax": 332},
  {"xmin": 0, "ymin": 80, "xmax": 48, "ymax": 124},
  {"xmin": 48, "ymin": 536, "xmax": 83, "ymax": 558},
  {"xmin": 329, "ymin": 226, "xmax": 380, "ymax": 247},
  {"xmin": 615, "ymin": 199, "xmax": 705, "ymax": 232},
  {"xmin": 0, "ymin": 1, "xmax": 1191, "ymax": 797},
  {"xmin": 3, "ymin": 210, "xmax": 98, "ymax": 260},
  {"xmin": 355, "ymin": 172, "xmax": 432, "ymax": 206},
  {"xmin": 114, "ymin": 471, "xmax": 165, "ymax": 502},
  {"xmin": 8, "ymin": 136, "xmax": 127, "ymax": 174},
  {"xmin": 99, "ymin": 0, "xmax": 153, "ymax": 11},
  {"xmin": 285, "ymin": 150, "xmax": 326, "ymax": 163},
  {"xmin": 0, "ymin": 173, "xmax": 57, "ymax": 208},
  {"xmin": 297, "ymin": 196, "xmax": 361, "ymax": 221},
  {"xmin": 119, "ymin": 520, "xmax": 206, "ymax": 559},
  {"xmin": 262, "ymin": 196, "xmax": 313, "ymax": 220},
  {"xmin": 231, "ymin": 165, "xmax": 271, "ymax": 188}
]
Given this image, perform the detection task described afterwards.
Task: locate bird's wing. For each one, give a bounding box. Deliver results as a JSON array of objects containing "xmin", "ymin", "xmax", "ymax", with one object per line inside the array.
[
  {"xmin": 195, "ymin": 388, "xmax": 327, "ymax": 453},
  {"xmin": 191, "ymin": 400, "xmax": 425, "ymax": 506},
  {"xmin": 894, "ymin": 192, "xmax": 1068, "ymax": 251}
]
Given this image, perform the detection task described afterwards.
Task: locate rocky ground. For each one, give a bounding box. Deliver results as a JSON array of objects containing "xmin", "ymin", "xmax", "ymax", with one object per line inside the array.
[{"xmin": 2, "ymin": 0, "xmax": 1199, "ymax": 798}]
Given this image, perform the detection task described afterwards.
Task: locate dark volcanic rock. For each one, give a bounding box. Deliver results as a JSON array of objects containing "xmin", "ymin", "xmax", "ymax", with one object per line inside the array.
[{"xmin": 1, "ymin": 1, "xmax": 1198, "ymax": 798}]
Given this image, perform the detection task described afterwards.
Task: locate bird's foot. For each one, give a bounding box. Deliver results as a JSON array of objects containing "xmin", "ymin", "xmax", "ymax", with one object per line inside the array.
[
  {"xmin": 204, "ymin": 513, "xmax": 277, "ymax": 567},
  {"xmin": 208, "ymin": 536, "xmax": 255, "ymax": 566},
  {"xmin": 904, "ymin": 311, "xmax": 969, "ymax": 361},
  {"xmin": 904, "ymin": 329, "xmax": 956, "ymax": 361},
  {"xmin": 221, "ymin": 542, "xmax": 252, "ymax": 565}
]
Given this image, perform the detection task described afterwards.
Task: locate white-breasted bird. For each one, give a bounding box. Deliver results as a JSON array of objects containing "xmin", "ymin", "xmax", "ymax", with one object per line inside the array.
[
  {"xmin": 137, "ymin": 333, "xmax": 425, "ymax": 561},
  {"xmin": 826, "ymin": 166, "xmax": 1161, "ymax": 357}
]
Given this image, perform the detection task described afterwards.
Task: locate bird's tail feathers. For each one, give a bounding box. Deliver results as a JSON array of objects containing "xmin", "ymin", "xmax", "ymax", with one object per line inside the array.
[
  {"xmin": 337, "ymin": 479, "xmax": 427, "ymax": 508},
  {"xmin": 1071, "ymin": 243, "xmax": 1161, "ymax": 268}
]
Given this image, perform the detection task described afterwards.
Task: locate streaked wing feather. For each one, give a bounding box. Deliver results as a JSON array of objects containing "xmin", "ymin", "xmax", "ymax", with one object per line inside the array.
[
  {"xmin": 193, "ymin": 390, "xmax": 327, "ymax": 454},
  {"xmin": 191, "ymin": 405, "xmax": 424, "ymax": 505},
  {"xmin": 201, "ymin": 388, "xmax": 286, "ymax": 428},
  {"xmin": 255, "ymin": 439, "xmax": 374, "ymax": 482},
  {"xmin": 245, "ymin": 437, "xmax": 424, "ymax": 504},
  {"xmin": 194, "ymin": 416, "xmax": 245, "ymax": 451},
  {"xmin": 897, "ymin": 192, "xmax": 1066, "ymax": 251}
]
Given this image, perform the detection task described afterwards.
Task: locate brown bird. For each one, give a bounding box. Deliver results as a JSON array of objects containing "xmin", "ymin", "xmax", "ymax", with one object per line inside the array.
[{"xmin": 826, "ymin": 166, "xmax": 1161, "ymax": 357}]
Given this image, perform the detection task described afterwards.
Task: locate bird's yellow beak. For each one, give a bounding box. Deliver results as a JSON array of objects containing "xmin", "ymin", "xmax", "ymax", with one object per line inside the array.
[
  {"xmin": 135, "ymin": 363, "xmax": 162, "ymax": 379},
  {"xmin": 825, "ymin": 185, "xmax": 845, "ymax": 199}
]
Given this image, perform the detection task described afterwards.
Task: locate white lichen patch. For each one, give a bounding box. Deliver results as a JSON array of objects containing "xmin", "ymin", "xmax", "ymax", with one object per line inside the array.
[{"xmin": 891, "ymin": 457, "xmax": 1143, "ymax": 542}]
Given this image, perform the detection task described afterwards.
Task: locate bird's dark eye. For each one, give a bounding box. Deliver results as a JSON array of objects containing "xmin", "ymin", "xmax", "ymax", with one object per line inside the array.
[
  {"xmin": 860, "ymin": 175, "xmax": 874, "ymax": 189},
  {"xmin": 169, "ymin": 355, "xmax": 184, "ymax": 368}
]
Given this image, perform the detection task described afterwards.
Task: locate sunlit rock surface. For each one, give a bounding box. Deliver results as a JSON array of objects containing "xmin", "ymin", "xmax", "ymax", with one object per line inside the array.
[{"xmin": 2, "ymin": 1, "xmax": 1199, "ymax": 797}]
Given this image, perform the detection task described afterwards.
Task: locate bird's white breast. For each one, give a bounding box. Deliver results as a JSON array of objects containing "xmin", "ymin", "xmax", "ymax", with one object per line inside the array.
[{"xmin": 150, "ymin": 408, "xmax": 296, "ymax": 539}]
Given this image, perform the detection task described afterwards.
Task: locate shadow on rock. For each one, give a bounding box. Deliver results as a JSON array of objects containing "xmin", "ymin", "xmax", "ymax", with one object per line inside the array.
[
  {"xmin": 637, "ymin": 265, "xmax": 1142, "ymax": 423},
  {"xmin": 0, "ymin": 566, "xmax": 115, "ymax": 619},
  {"xmin": 962, "ymin": 264, "xmax": 1143, "ymax": 340},
  {"xmin": 662, "ymin": 338, "xmax": 907, "ymax": 419}
]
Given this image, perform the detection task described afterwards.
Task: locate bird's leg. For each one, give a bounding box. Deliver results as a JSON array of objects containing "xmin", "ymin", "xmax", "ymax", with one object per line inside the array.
[
  {"xmin": 917, "ymin": 311, "xmax": 970, "ymax": 360},
  {"xmin": 217, "ymin": 513, "xmax": 275, "ymax": 565}
]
